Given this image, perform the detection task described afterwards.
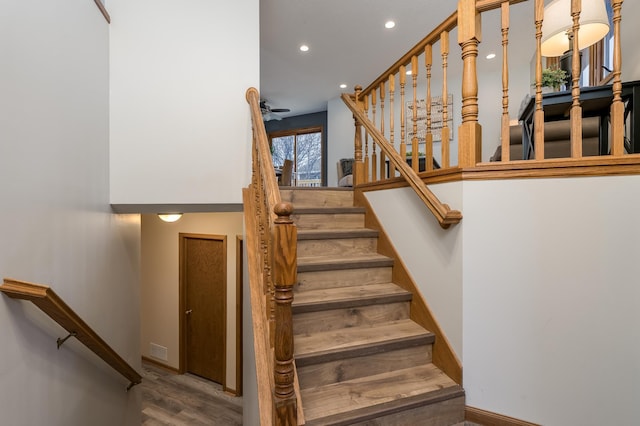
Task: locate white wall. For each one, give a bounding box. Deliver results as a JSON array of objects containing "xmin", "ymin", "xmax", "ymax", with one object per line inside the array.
[
  {"xmin": 140, "ymin": 212, "xmax": 243, "ymax": 391},
  {"xmin": 109, "ymin": 0, "xmax": 259, "ymax": 206},
  {"xmin": 327, "ymin": 97, "xmax": 357, "ymax": 186},
  {"xmin": 366, "ymin": 175, "xmax": 640, "ymax": 425},
  {"xmin": 0, "ymin": 1, "xmax": 141, "ymax": 424},
  {"xmin": 463, "ymin": 176, "xmax": 640, "ymax": 425},
  {"xmin": 365, "ymin": 184, "xmax": 464, "ymax": 357}
]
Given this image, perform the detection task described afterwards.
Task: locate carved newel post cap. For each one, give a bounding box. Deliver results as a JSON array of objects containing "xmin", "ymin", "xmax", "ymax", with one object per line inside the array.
[{"xmin": 274, "ymin": 202, "xmax": 293, "ymax": 223}]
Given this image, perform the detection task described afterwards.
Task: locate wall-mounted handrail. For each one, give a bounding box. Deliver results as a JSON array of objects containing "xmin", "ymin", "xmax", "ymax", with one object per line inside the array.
[
  {"xmin": 0, "ymin": 278, "xmax": 142, "ymax": 390},
  {"xmin": 342, "ymin": 92, "xmax": 462, "ymax": 228}
]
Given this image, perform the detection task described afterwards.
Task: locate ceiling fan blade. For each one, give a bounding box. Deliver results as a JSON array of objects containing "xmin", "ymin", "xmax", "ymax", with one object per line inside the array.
[{"xmin": 270, "ymin": 108, "xmax": 290, "ymax": 113}]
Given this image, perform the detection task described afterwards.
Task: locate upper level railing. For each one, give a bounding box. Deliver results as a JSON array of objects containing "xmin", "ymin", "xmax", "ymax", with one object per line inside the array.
[
  {"xmin": 245, "ymin": 87, "xmax": 299, "ymax": 425},
  {"xmin": 345, "ymin": 0, "xmax": 635, "ymax": 204},
  {"xmin": 0, "ymin": 278, "xmax": 142, "ymax": 390}
]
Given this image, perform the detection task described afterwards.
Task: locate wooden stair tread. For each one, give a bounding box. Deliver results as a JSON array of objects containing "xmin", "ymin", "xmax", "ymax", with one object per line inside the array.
[
  {"xmin": 295, "ymin": 318, "xmax": 433, "ymax": 364},
  {"xmin": 292, "ymin": 283, "xmax": 411, "ymax": 314},
  {"xmin": 301, "ymin": 363, "xmax": 463, "ymax": 424},
  {"xmin": 293, "ymin": 207, "xmax": 365, "ymax": 214},
  {"xmin": 297, "ymin": 228, "xmax": 378, "ymax": 240},
  {"xmin": 297, "ymin": 253, "xmax": 393, "ymax": 272}
]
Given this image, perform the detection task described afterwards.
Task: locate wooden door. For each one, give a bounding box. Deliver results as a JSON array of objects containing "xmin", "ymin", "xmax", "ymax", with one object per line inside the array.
[{"xmin": 180, "ymin": 234, "xmax": 226, "ymax": 385}]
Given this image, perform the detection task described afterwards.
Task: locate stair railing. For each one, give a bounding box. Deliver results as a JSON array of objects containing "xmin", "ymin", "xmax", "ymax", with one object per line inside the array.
[
  {"xmin": 346, "ymin": 0, "xmax": 631, "ymax": 172},
  {"xmin": 342, "ymin": 91, "xmax": 463, "ymax": 229},
  {"xmin": 0, "ymin": 278, "xmax": 142, "ymax": 390},
  {"xmin": 245, "ymin": 87, "xmax": 299, "ymax": 425}
]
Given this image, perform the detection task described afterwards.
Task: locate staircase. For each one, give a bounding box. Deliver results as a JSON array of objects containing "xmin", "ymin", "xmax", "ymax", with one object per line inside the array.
[{"xmin": 281, "ymin": 187, "xmax": 465, "ymax": 426}]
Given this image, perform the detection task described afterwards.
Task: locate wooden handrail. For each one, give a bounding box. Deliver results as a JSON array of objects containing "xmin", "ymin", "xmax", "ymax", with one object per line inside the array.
[
  {"xmin": 0, "ymin": 278, "xmax": 141, "ymax": 390},
  {"xmin": 342, "ymin": 93, "xmax": 462, "ymax": 228},
  {"xmin": 246, "ymin": 87, "xmax": 281, "ymax": 213},
  {"xmin": 245, "ymin": 87, "xmax": 299, "ymax": 425},
  {"xmin": 361, "ymin": 0, "xmax": 528, "ymax": 99}
]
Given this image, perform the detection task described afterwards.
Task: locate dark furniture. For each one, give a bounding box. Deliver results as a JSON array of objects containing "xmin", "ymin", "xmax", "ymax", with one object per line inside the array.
[
  {"xmin": 519, "ymin": 80, "xmax": 640, "ymax": 159},
  {"xmin": 385, "ymin": 156, "xmax": 440, "ymax": 178}
]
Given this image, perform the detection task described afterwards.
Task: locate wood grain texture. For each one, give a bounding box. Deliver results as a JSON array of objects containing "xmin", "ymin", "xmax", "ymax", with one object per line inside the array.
[
  {"xmin": 1, "ymin": 278, "xmax": 142, "ymax": 387},
  {"xmin": 297, "ymin": 253, "xmax": 394, "ymax": 273},
  {"xmin": 610, "ymin": 0, "xmax": 625, "ymax": 156},
  {"xmin": 242, "ymin": 188, "xmax": 275, "ymax": 426},
  {"xmin": 342, "ymin": 93, "xmax": 462, "ymax": 228},
  {"xmin": 235, "ymin": 236, "xmax": 243, "ymax": 397},
  {"xmin": 301, "ymin": 364, "xmax": 462, "ymax": 423},
  {"xmin": 141, "ymin": 360, "xmax": 242, "ymax": 425},
  {"xmin": 181, "ymin": 234, "xmax": 226, "ymax": 385},
  {"xmin": 295, "ymin": 319, "xmax": 433, "ymax": 365},
  {"xmin": 297, "ymin": 234, "xmax": 377, "ymax": 258},
  {"xmin": 465, "ymin": 406, "xmax": 541, "ymax": 426},
  {"xmin": 292, "ymin": 301, "xmax": 410, "ymax": 335},
  {"xmin": 296, "ymin": 266, "xmax": 392, "ymax": 293},
  {"xmin": 500, "ymin": 2, "xmax": 511, "ymax": 162},
  {"xmin": 271, "ymin": 204, "xmax": 297, "ymax": 425},
  {"xmin": 292, "ymin": 282, "xmax": 411, "ymax": 314},
  {"xmin": 354, "ymin": 191, "xmax": 463, "ymax": 384},
  {"xmin": 297, "ymin": 344, "xmax": 432, "ymax": 388}
]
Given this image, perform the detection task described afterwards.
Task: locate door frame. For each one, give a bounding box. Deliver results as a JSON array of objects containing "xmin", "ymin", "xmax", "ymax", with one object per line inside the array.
[
  {"xmin": 234, "ymin": 235, "xmax": 243, "ymax": 396},
  {"xmin": 178, "ymin": 232, "xmax": 227, "ymax": 387}
]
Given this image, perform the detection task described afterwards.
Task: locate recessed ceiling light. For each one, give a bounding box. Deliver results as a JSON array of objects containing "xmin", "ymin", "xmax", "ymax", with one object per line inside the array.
[
  {"xmin": 339, "ymin": 84, "xmax": 347, "ymax": 89},
  {"xmin": 299, "ymin": 44, "xmax": 309, "ymax": 52},
  {"xmin": 486, "ymin": 53, "xmax": 496, "ymax": 60},
  {"xmin": 385, "ymin": 20, "xmax": 396, "ymax": 29},
  {"xmin": 406, "ymin": 70, "xmax": 412, "ymax": 75}
]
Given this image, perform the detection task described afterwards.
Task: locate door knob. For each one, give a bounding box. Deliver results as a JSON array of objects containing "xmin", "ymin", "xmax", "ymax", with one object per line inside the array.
[{"xmin": 185, "ymin": 309, "xmax": 193, "ymax": 315}]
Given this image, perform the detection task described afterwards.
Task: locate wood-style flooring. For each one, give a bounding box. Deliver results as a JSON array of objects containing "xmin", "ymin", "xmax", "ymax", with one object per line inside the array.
[{"xmin": 140, "ymin": 361, "xmax": 242, "ymax": 425}]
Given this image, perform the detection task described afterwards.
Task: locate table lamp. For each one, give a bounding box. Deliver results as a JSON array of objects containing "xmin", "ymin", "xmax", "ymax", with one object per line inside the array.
[{"xmin": 541, "ymin": 0, "xmax": 610, "ymax": 82}]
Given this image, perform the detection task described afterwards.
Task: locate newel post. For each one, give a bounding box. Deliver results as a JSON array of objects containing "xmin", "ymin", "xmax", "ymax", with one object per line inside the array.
[
  {"xmin": 272, "ymin": 202, "xmax": 297, "ymax": 425},
  {"xmin": 353, "ymin": 85, "xmax": 365, "ymax": 186},
  {"xmin": 457, "ymin": 0, "xmax": 482, "ymax": 167}
]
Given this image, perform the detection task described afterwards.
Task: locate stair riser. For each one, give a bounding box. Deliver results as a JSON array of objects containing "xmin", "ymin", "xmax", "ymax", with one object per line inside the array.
[
  {"xmin": 346, "ymin": 395, "xmax": 465, "ymax": 426},
  {"xmin": 296, "ymin": 267, "xmax": 392, "ymax": 293},
  {"xmin": 281, "ymin": 189, "xmax": 353, "ymax": 208},
  {"xmin": 293, "ymin": 213, "xmax": 364, "ymax": 230},
  {"xmin": 298, "ymin": 237, "xmax": 377, "ymax": 258},
  {"xmin": 297, "ymin": 344, "xmax": 432, "ymax": 389},
  {"xmin": 293, "ymin": 301, "xmax": 409, "ymax": 335}
]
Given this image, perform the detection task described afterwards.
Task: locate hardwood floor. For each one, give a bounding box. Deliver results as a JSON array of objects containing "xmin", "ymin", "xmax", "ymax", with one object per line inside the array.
[{"xmin": 141, "ymin": 361, "xmax": 242, "ymax": 425}]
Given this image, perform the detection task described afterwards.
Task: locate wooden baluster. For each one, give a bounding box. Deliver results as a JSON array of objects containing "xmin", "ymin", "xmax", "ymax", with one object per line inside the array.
[
  {"xmin": 267, "ymin": 221, "xmax": 275, "ymax": 347},
  {"xmin": 441, "ymin": 31, "xmax": 450, "ymax": 169},
  {"xmin": 501, "ymin": 2, "xmax": 511, "ymax": 162},
  {"xmin": 389, "ymin": 73, "xmax": 396, "ymax": 177},
  {"xmin": 363, "ymin": 95, "xmax": 370, "ymax": 183},
  {"xmin": 379, "ymin": 82, "xmax": 386, "ymax": 179},
  {"xmin": 411, "ymin": 55, "xmax": 419, "ymax": 173},
  {"xmin": 570, "ymin": 0, "xmax": 583, "ymax": 158},
  {"xmin": 425, "ymin": 44, "xmax": 434, "ymax": 171},
  {"xmin": 371, "ymin": 88, "xmax": 378, "ymax": 181},
  {"xmin": 610, "ymin": 0, "xmax": 625, "ymax": 156},
  {"xmin": 272, "ymin": 202, "xmax": 297, "ymax": 425},
  {"xmin": 534, "ymin": 0, "xmax": 545, "ymax": 160},
  {"xmin": 458, "ymin": 0, "xmax": 482, "ymax": 167},
  {"xmin": 354, "ymin": 85, "xmax": 365, "ymax": 186},
  {"xmin": 400, "ymin": 65, "xmax": 407, "ymax": 162}
]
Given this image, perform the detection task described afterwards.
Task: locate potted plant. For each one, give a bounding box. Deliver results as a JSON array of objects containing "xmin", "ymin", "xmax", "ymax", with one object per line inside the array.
[{"xmin": 540, "ymin": 68, "xmax": 568, "ymax": 92}]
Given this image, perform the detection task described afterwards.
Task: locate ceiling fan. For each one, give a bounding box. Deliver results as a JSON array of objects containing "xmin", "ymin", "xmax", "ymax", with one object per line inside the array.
[{"xmin": 260, "ymin": 99, "xmax": 290, "ymax": 121}]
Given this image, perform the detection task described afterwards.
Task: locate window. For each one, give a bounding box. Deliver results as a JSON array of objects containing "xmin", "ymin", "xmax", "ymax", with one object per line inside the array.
[
  {"xmin": 589, "ymin": 0, "xmax": 615, "ymax": 86},
  {"xmin": 270, "ymin": 127, "xmax": 323, "ymax": 187}
]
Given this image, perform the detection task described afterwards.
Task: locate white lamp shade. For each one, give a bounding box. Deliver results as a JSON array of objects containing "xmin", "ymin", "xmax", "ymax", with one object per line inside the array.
[{"xmin": 541, "ymin": 0, "xmax": 610, "ymax": 57}]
